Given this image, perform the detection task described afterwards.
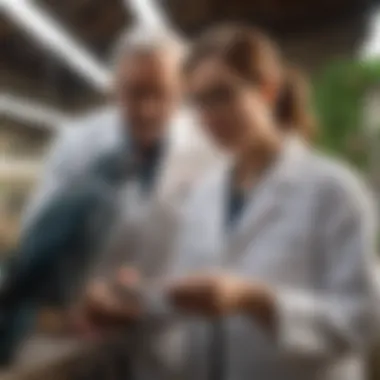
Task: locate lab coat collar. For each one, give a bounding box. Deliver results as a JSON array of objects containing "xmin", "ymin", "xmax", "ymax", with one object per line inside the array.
[
  {"xmin": 136, "ymin": 109, "xmax": 194, "ymax": 206},
  {"xmin": 266, "ymin": 133, "xmax": 308, "ymax": 185},
  {"xmin": 224, "ymin": 133, "xmax": 307, "ymax": 189},
  {"xmin": 220, "ymin": 134, "xmax": 309, "ymax": 265},
  {"xmin": 110, "ymin": 107, "xmax": 183, "ymax": 199}
]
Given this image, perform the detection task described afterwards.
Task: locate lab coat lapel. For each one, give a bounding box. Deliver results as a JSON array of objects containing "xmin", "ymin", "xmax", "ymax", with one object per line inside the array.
[
  {"xmin": 154, "ymin": 121, "xmax": 217, "ymax": 209},
  {"xmin": 144, "ymin": 109, "xmax": 225, "ymax": 208},
  {"xmin": 224, "ymin": 136, "xmax": 307, "ymax": 265}
]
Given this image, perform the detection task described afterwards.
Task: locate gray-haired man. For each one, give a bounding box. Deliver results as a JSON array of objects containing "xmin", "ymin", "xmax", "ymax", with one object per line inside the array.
[{"xmin": 0, "ymin": 27, "xmax": 218, "ymax": 367}]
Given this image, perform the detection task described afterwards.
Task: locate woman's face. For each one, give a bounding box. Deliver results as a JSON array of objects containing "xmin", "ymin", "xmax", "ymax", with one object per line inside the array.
[{"xmin": 187, "ymin": 58, "xmax": 276, "ymax": 152}]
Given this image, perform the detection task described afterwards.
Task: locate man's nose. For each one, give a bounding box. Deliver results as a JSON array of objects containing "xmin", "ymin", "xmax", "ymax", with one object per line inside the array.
[{"xmin": 140, "ymin": 99, "xmax": 160, "ymax": 118}]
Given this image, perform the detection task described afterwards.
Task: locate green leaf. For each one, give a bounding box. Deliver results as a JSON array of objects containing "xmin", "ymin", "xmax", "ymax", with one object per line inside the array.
[{"xmin": 312, "ymin": 58, "xmax": 380, "ymax": 170}]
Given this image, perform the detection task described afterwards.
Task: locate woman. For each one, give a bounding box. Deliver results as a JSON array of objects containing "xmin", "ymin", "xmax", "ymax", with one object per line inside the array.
[
  {"xmin": 164, "ymin": 25, "xmax": 378, "ymax": 380},
  {"xmin": 83, "ymin": 25, "xmax": 378, "ymax": 380}
]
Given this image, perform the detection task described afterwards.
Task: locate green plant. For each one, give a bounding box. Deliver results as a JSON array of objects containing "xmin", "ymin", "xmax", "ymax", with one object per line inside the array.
[{"xmin": 313, "ymin": 59, "xmax": 380, "ymax": 169}]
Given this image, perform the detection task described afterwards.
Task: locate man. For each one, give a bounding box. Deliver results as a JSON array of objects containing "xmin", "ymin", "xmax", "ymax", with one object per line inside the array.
[{"xmin": 0, "ymin": 27, "xmax": 219, "ymax": 366}]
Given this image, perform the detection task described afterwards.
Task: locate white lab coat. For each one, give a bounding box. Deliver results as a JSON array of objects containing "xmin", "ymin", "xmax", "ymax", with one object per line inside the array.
[
  {"xmin": 17, "ymin": 106, "xmax": 221, "ymax": 369},
  {"xmin": 92, "ymin": 116, "xmax": 222, "ymax": 281},
  {"xmin": 165, "ymin": 136, "xmax": 378, "ymax": 380}
]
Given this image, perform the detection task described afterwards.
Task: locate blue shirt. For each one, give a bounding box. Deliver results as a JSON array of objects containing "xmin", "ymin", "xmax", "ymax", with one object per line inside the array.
[
  {"xmin": 226, "ymin": 171, "xmax": 247, "ymax": 229},
  {"xmin": 133, "ymin": 141, "xmax": 165, "ymax": 194}
]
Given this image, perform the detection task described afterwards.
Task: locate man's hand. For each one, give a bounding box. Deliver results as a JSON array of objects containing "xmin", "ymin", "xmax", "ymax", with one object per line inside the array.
[{"xmin": 75, "ymin": 268, "xmax": 143, "ymax": 336}]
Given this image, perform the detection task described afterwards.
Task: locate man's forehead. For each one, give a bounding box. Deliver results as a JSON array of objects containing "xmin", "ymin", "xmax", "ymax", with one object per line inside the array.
[{"xmin": 117, "ymin": 50, "xmax": 181, "ymax": 79}]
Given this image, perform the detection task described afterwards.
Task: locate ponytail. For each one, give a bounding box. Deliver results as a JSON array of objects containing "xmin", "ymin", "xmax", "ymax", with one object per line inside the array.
[{"xmin": 275, "ymin": 67, "xmax": 316, "ymax": 141}]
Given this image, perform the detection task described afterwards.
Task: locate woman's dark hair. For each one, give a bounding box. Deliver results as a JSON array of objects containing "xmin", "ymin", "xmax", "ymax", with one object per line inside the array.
[{"xmin": 185, "ymin": 24, "xmax": 316, "ymax": 140}]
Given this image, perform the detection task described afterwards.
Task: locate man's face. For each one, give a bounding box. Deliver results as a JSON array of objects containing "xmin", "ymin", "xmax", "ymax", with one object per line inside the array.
[{"xmin": 115, "ymin": 51, "xmax": 182, "ymax": 147}]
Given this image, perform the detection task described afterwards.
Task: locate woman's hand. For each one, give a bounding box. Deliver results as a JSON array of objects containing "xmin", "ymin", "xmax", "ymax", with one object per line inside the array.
[{"xmin": 167, "ymin": 274, "xmax": 276, "ymax": 328}]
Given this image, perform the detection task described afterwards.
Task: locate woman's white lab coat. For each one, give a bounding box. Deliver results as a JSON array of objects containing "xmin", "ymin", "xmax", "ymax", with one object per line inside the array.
[{"xmin": 168, "ymin": 136, "xmax": 378, "ymax": 380}]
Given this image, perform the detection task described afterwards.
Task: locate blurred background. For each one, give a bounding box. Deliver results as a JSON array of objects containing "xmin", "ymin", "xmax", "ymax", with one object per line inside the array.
[
  {"xmin": 2, "ymin": 0, "xmax": 380, "ymax": 375},
  {"xmin": 1, "ymin": 0, "xmax": 380, "ymax": 266}
]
